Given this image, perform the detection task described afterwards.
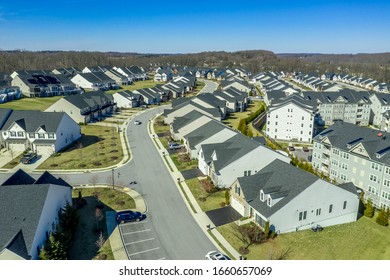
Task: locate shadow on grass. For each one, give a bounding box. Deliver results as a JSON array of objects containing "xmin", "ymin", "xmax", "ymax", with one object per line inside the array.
[
  {"xmin": 70, "ymin": 196, "xmax": 116, "ymax": 260},
  {"xmin": 62, "ymin": 135, "xmax": 104, "ymax": 152}
]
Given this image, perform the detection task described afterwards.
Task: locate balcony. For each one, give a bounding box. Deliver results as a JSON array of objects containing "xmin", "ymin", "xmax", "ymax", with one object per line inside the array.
[{"xmin": 322, "ymin": 149, "xmax": 331, "ymax": 156}]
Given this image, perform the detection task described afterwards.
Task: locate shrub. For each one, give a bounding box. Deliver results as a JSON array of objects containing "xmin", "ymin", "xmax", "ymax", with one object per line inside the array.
[
  {"xmin": 364, "ymin": 199, "xmax": 374, "ymax": 218},
  {"xmin": 376, "ymin": 208, "xmax": 389, "ymax": 226}
]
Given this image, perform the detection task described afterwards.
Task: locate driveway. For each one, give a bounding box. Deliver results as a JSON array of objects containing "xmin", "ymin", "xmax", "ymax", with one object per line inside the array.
[
  {"xmin": 181, "ymin": 168, "xmax": 203, "ymax": 180},
  {"xmin": 291, "ymin": 147, "xmax": 312, "ymax": 162},
  {"xmin": 206, "ymin": 206, "xmax": 242, "ymax": 227},
  {"xmin": 12, "ymin": 153, "xmax": 51, "ymax": 172}
]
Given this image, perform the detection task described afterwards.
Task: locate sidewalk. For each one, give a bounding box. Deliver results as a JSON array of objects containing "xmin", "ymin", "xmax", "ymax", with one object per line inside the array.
[{"xmin": 149, "ymin": 113, "xmax": 241, "ymax": 260}]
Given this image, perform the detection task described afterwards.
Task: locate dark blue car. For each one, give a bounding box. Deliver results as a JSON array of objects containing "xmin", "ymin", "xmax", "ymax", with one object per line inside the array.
[{"xmin": 116, "ymin": 210, "xmax": 146, "ymax": 224}]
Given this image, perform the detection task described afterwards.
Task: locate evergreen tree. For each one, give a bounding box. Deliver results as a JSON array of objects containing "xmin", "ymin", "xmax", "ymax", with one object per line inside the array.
[
  {"xmin": 247, "ymin": 129, "xmax": 253, "ymax": 138},
  {"xmin": 264, "ymin": 221, "xmax": 270, "ymax": 239},
  {"xmin": 39, "ymin": 246, "xmax": 49, "ymax": 260},
  {"xmin": 225, "ymin": 189, "xmax": 230, "ymax": 205},
  {"xmin": 364, "ymin": 199, "xmax": 374, "ymax": 218},
  {"xmin": 375, "ymin": 208, "xmax": 389, "ymax": 226}
]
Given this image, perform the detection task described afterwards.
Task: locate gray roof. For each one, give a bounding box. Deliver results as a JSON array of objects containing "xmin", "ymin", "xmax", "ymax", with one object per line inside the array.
[
  {"xmin": 63, "ymin": 91, "xmax": 113, "ymax": 110},
  {"xmin": 0, "ymin": 108, "xmax": 12, "ymax": 129},
  {"xmin": 2, "ymin": 110, "xmax": 65, "ymax": 132},
  {"xmin": 0, "ymin": 184, "xmax": 50, "ymax": 257},
  {"xmin": 238, "ymin": 159, "xmax": 319, "ymax": 217},
  {"xmin": 372, "ymin": 93, "xmax": 390, "ymax": 106},
  {"xmin": 185, "ymin": 121, "xmax": 226, "ymax": 148},
  {"xmin": 1, "ymin": 169, "xmax": 36, "ymax": 186},
  {"xmin": 313, "ymin": 120, "xmax": 390, "ymax": 165},
  {"xmin": 171, "ymin": 110, "xmax": 206, "ymax": 133}
]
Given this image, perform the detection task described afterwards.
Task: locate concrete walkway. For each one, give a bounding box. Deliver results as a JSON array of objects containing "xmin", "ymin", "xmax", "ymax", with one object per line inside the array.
[{"xmin": 148, "ymin": 113, "xmax": 241, "ymax": 260}]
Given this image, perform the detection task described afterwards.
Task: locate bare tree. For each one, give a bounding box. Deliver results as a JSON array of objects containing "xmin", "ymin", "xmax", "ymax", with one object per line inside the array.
[
  {"xmin": 230, "ymin": 223, "xmax": 264, "ymax": 254},
  {"xmin": 89, "ymin": 175, "xmax": 99, "ymax": 187},
  {"xmin": 269, "ymin": 247, "xmax": 293, "ymax": 260},
  {"xmin": 95, "ymin": 231, "xmax": 106, "ymax": 251}
]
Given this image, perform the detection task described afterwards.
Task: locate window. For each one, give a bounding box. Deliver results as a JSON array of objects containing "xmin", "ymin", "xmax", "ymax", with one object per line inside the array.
[
  {"xmin": 244, "ymin": 171, "xmax": 248, "ymax": 176},
  {"xmin": 368, "ymin": 186, "xmax": 377, "ymax": 194},
  {"xmin": 299, "ymin": 211, "xmax": 307, "ymax": 221},
  {"xmin": 332, "ymin": 148, "xmax": 340, "ymax": 156},
  {"xmin": 235, "ymin": 186, "xmax": 241, "ymax": 196},
  {"xmin": 343, "ymin": 201, "xmax": 347, "ymax": 210},
  {"xmin": 29, "ymin": 133, "xmax": 35, "ymax": 138},
  {"xmin": 276, "ymin": 115, "xmax": 278, "ymax": 118},
  {"xmin": 301, "ymin": 123, "xmax": 304, "ymax": 127},
  {"xmin": 302, "ymin": 116, "xmax": 304, "ymax": 120},
  {"xmin": 339, "ymin": 174, "xmax": 347, "ymax": 181},
  {"xmin": 267, "ymin": 197, "xmax": 272, "ymax": 206},
  {"xmin": 385, "ymin": 167, "xmax": 390, "ymax": 175},
  {"xmin": 369, "ymin": 174, "xmax": 378, "ymax": 183},
  {"xmin": 248, "ymin": 170, "xmax": 251, "ymax": 176},
  {"xmin": 48, "ymin": 133, "xmax": 54, "ymax": 139},
  {"xmin": 260, "ymin": 191, "xmax": 264, "ymax": 201},
  {"xmin": 38, "ymin": 133, "xmax": 45, "ymax": 139},
  {"xmin": 17, "ymin": 131, "xmax": 23, "ymax": 137},
  {"xmin": 275, "ymin": 129, "xmax": 277, "ymax": 132},
  {"xmin": 341, "ymin": 163, "xmax": 348, "ymax": 170},
  {"xmin": 329, "ymin": 204, "xmax": 333, "ymax": 213},
  {"xmin": 275, "ymin": 122, "xmax": 278, "ymax": 125},
  {"xmin": 10, "ymin": 131, "xmax": 16, "ymax": 137},
  {"xmin": 371, "ymin": 162, "xmax": 382, "ymax": 172},
  {"xmin": 382, "ymin": 191, "xmax": 390, "ymax": 200},
  {"xmin": 384, "ymin": 179, "xmax": 390, "ymax": 187},
  {"xmin": 316, "ymin": 208, "xmax": 322, "ymax": 216}
]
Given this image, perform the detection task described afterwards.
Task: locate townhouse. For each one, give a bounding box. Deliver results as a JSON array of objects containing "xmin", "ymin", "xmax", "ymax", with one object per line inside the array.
[
  {"xmin": 369, "ymin": 92, "xmax": 390, "ymax": 127},
  {"xmin": 198, "ymin": 133, "xmax": 290, "ymax": 188},
  {"xmin": 113, "ymin": 66, "xmax": 148, "ymax": 81},
  {"xmin": 170, "ymin": 110, "xmax": 214, "ymax": 140},
  {"xmin": 71, "ymin": 72, "xmax": 118, "ymax": 91},
  {"xmin": 45, "ymin": 91, "xmax": 116, "ymax": 124},
  {"xmin": 213, "ymin": 88, "xmax": 249, "ymax": 113},
  {"xmin": 113, "ymin": 90, "xmax": 143, "ymax": 108},
  {"xmin": 230, "ymin": 159, "xmax": 359, "ymax": 233},
  {"xmin": 312, "ymin": 120, "xmax": 390, "ymax": 209},
  {"xmin": 0, "ymin": 108, "xmax": 81, "ymax": 154}
]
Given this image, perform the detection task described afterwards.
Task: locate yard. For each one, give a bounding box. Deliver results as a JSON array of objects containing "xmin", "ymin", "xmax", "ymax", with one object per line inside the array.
[
  {"xmin": 217, "ymin": 215, "xmax": 390, "ymax": 260},
  {"xmin": 70, "ymin": 187, "xmax": 135, "ymax": 260},
  {"xmin": 186, "ymin": 178, "xmax": 226, "ymax": 212},
  {"xmin": 38, "ymin": 125, "xmax": 124, "ymax": 170},
  {"xmin": 0, "ymin": 96, "xmax": 63, "ymax": 111},
  {"xmin": 169, "ymin": 152, "xmax": 198, "ymax": 171},
  {"xmin": 105, "ymin": 79, "xmax": 164, "ymax": 94},
  {"xmin": 223, "ymin": 101, "xmax": 264, "ymax": 135}
]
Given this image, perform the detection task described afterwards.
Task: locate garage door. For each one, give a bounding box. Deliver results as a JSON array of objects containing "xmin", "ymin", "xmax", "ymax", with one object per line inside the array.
[
  {"xmin": 8, "ymin": 143, "xmax": 25, "ymax": 152},
  {"xmin": 231, "ymin": 197, "xmax": 245, "ymax": 216},
  {"xmin": 35, "ymin": 145, "xmax": 54, "ymax": 155}
]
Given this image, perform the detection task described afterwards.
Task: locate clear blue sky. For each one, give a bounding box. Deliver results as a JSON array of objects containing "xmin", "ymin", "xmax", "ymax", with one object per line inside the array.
[{"xmin": 0, "ymin": 0, "xmax": 389, "ymax": 54}]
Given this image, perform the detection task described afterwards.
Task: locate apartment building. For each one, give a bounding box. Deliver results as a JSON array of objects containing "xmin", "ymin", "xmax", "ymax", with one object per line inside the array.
[{"xmin": 312, "ymin": 121, "xmax": 390, "ymax": 209}]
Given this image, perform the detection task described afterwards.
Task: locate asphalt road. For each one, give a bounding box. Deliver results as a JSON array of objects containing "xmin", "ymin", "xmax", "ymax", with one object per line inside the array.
[
  {"xmin": 198, "ymin": 78, "xmax": 219, "ymax": 94},
  {"xmin": 0, "ymin": 106, "xmax": 217, "ymax": 260}
]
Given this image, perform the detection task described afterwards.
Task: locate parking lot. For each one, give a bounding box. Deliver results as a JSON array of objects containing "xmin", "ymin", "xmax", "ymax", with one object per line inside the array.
[{"xmin": 119, "ymin": 220, "xmax": 166, "ymax": 260}]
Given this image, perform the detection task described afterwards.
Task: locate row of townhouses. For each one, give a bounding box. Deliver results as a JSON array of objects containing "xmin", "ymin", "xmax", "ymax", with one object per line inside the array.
[
  {"xmin": 326, "ymin": 73, "xmax": 390, "ymax": 93},
  {"xmin": 292, "ymin": 72, "xmax": 343, "ymax": 92}
]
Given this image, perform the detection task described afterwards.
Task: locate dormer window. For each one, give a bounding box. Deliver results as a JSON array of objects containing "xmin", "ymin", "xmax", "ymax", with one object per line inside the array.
[
  {"xmin": 260, "ymin": 190, "xmax": 265, "ymax": 202},
  {"xmin": 267, "ymin": 196, "xmax": 272, "ymax": 207}
]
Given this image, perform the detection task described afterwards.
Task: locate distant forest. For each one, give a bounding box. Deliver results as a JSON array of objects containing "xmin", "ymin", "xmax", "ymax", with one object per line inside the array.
[{"xmin": 1, "ymin": 50, "xmax": 389, "ymax": 82}]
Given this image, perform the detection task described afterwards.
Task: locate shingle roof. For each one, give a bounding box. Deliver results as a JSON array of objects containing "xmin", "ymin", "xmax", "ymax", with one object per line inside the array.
[
  {"xmin": 171, "ymin": 110, "xmax": 207, "ymax": 132},
  {"xmin": 1, "ymin": 169, "xmax": 36, "ymax": 186},
  {"xmin": 185, "ymin": 121, "xmax": 226, "ymax": 148},
  {"xmin": 238, "ymin": 159, "xmax": 319, "ymax": 217},
  {"xmin": 1, "ymin": 110, "xmax": 65, "ymax": 132},
  {"xmin": 1, "ymin": 230, "xmax": 30, "ymax": 259},
  {"xmin": 63, "ymin": 91, "xmax": 112, "ymax": 109}
]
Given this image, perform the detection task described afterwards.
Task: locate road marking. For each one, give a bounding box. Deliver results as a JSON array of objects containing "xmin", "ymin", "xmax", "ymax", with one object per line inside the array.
[
  {"xmin": 122, "ymin": 229, "xmax": 151, "ymax": 235},
  {"xmin": 125, "ymin": 238, "xmax": 155, "ymax": 246},
  {"xmin": 121, "ymin": 220, "xmax": 148, "ymax": 227},
  {"xmin": 158, "ymin": 257, "xmax": 166, "ymax": 260},
  {"xmin": 128, "ymin": 247, "xmax": 160, "ymax": 256}
]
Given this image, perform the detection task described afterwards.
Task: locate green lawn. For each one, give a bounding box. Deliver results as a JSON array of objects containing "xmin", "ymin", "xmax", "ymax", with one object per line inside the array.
[
  {"xmin": 217, "ymin": 216, "xmax": 390, "ymax": 260},
  {"xmin": 0, "ymin": 96, "xmax": 63, "ymax": 111},
  {"xmin": 223, "ymin": 101, "xmax": 263, "ymax": 131},
  {"xmin": 38, "ymin": 125, "xmax": 124, "ymax": 170},
  {"xmin": 186, "ymin": 178, "xmax": 226, "ymax": 212},
  {"xmin": 72, "ymin": 187, "xmax": 135, "ymax": 211},
  {"xmin": 169, "ymin": 153, "xmax": 198, "ymax": 171},
  {"xmin": 153, "ymin": 115, "xmax": 170, "ymax": 134},
  {"xmin": 106, "ymin": 80, "xmax": 164, "ymax": 94}
]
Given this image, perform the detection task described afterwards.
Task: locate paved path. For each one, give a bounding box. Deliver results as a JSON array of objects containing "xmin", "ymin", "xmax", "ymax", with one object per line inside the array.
[{"xmin": 198, "ymin": 78, "xmax": 219, "ymax": 94}]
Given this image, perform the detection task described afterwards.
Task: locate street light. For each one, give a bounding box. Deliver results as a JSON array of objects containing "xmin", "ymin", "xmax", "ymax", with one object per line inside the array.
[{"xmin": 111, "ymin": 168, "xmax": 114, "ymax": 190}]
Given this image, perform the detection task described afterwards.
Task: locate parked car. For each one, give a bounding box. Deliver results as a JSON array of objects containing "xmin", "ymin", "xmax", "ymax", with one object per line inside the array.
[
  {"xmin": 134, "ymin": 120, "xmax": 142, "ymax": 125},
  {"xmin": 288, "ymin": 146, "xmax": 295, "ymax": 151},
  {"xmin": 205, "ymin": 251, "xmax": 231, "ymax": 260},
  {"xmin": 21, "ymin": 152, "xmax": 38, "ymax": 164},
  {"xmin": 116, "ymin": 210, "xmax": 146, "ymax": 224},
  {"xmin": 169, "ymin": 143, "xmax": 183, "ymax": 150},
  {"xmin": 302, "ymin": 147, "xmax": 309, "ymax": 152}
]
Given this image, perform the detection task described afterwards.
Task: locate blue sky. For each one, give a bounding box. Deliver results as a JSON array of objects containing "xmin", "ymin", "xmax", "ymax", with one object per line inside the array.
[{"xmin": 0, "ymin": 0, "xmax": 389, "ymax": 54}]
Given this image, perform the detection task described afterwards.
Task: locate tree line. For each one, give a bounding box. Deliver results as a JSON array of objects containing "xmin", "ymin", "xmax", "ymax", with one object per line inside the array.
[{"xmin": 1, "ymin": 50, "xmax": 389, "ymax": 83}]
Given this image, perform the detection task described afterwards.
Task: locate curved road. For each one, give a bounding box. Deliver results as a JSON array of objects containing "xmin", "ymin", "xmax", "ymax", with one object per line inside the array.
[{"xmin": 0, "ymin": 106, "xmax": 217, "ymax": 260}]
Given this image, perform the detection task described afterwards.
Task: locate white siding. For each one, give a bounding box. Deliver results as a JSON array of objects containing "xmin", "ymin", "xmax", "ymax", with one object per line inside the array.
[{"xmin": 54, "ymin": 113, "xmax": 81, "ymax": 152}]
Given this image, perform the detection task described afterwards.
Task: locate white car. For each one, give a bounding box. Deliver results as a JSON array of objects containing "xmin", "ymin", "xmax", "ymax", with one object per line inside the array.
[
  {"xmin": 205, "ymin": 251, "xmax": 230, "ymax": 260},
  {"xmin": 134, "ymin": 120, "xmax": 142, "ymax": 125}
]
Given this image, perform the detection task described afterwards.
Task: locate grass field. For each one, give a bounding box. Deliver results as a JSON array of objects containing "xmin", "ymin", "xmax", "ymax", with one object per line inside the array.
[
  {"xmin": 38, "ymin": 125, "xmax": 123, "ymax": 170},
  {"xmin": 0, "ymin": 96, "xmax": 63, "ymax": 111},
  {"xmin": 186, "ymin": 178, "xmax": 226, "ymax": 212},
  {"xmin": 217, "ymin": 215, "xmax": 390, "ymax": 260},
  {"xmin": 105, "ymin": 79, "xmax": 164, "ymax": 94}
]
